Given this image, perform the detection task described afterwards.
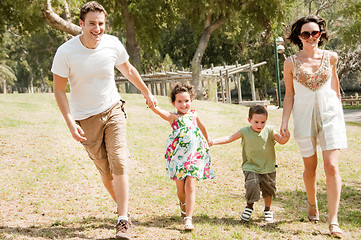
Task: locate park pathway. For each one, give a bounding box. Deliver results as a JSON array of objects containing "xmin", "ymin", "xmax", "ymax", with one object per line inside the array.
[{"xmin": 343, "ymin": 109, "xmax": 361, "ymax": 122}]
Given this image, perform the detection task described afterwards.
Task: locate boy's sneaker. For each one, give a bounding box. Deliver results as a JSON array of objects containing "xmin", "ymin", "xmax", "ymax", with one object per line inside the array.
[
  {"xmin": 115, "ymin": 219, "xmax": 132, "ymax": 240},
  {"xmin": 240, "ymin": 207, "xmax": 253, "ymax": 221},
  {"xmin": 264, "ymin": 210, "xmax": 274, "ymax": 223}
]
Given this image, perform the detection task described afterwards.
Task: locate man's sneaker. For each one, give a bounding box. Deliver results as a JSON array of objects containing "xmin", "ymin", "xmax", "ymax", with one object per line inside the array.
[{"xmin": 115, "ymin": 219, "xmax": 132, "ymax": 240}]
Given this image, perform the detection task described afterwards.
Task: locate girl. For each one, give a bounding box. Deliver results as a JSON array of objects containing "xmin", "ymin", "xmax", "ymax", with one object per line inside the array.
[
  {"xmin": 280, "ymin": 16, "xmax": 347, "ymax": 238},
  {"xmin": 149, "ymin": 83, "xmax": 215, "ymax": 231}
]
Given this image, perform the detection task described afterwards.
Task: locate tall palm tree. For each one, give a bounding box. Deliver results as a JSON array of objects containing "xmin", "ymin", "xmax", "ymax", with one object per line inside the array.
[{"xmin": 0, "ymin": 61, "xmax": 16, "ymax": 94}]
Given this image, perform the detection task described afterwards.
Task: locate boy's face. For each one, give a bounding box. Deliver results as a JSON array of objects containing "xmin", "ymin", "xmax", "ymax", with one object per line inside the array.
[{"xmin": 248, "ymin": 113, "xmax": 267, "ymax": 133}]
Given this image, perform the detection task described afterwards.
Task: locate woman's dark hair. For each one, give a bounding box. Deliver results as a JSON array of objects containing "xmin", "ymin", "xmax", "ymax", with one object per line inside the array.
[
  {"xmin": 79, "ymin": 1, "xmax": 107, "ymax": 21},
  {"xmin": 170, "ymin": 83, "xmax": 195, "ymax": 103},
  {"xmin": 287, "ymin": 15, "xmax": 329, "ymax": 50},
  {"xmin": 249, "ymin": 105, "xmax": 268, "ymax": 119}
]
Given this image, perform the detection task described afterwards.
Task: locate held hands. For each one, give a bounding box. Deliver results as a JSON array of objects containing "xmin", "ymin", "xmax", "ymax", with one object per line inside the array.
[
  {"xmin": 69, "ymin": 122, "xmax": 87, "ymax": 142},
  {"xmin": 144, "ymin": 93, "xmax": 158, "ymax": 108},
  {"xmin": 280, "ymin": 122, "xmax": 290, "ymax": 138}
]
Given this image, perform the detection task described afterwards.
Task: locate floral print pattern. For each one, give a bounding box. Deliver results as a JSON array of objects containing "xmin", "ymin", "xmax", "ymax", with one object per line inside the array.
[
  {"xmin": 293, "ymin": 51, "xmax": 331, "ymax": 91},
  {"xmin": 165, "ymin": 110, "xmax": 215, "ymax": 180}
]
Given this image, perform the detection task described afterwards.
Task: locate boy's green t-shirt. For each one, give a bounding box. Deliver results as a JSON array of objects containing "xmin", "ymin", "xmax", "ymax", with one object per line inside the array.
[{"xmin": 240, "ymin": 125, "xmax": 276, "ymax": 174}]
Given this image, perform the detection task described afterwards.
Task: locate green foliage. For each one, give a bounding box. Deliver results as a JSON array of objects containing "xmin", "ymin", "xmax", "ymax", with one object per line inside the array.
[
  {"xmin": 333, "ymin": 0, "xmax": 361, "ymax": 46},
  {"xmin": 1, "ymin": 0, "xmax": 360, "ymax": 93},
  {"xmin": 0, "ymin": 0, "xmax": 44, "ymax": 35}
]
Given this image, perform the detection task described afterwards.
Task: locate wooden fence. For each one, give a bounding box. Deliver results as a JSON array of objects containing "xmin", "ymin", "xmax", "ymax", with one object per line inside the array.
[{"xmin": 342, "ymin": 96, "xmax": 361, "ymax": 105}]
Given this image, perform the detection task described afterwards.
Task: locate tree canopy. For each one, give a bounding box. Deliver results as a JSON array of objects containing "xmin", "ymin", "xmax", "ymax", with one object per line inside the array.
[{"xmin": 1, "ymin": 0, "xmax": 360, "ymax": 97}]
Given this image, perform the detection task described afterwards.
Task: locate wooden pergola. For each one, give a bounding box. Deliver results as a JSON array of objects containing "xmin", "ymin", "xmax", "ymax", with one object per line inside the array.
[
  {"xmin": 115, "ymin": 60, "xmax": 268, "ymax": 105},
  {"xmin": 202, "ymin": 60, "xmax": 267, "ymax": 104}
]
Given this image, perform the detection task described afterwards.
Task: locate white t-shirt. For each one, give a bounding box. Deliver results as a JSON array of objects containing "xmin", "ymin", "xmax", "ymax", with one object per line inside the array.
[{"xmin": 51, "ymin": 34, "xmax": 129, "ymax": 120}]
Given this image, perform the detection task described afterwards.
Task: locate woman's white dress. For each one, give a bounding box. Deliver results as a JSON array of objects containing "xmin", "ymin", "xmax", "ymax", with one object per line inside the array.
[{"xmin": 290, "ymin": 50, "xmax": 347, "ymax": 157}]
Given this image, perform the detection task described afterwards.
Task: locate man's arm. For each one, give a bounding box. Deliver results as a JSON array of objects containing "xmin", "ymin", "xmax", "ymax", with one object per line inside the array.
[
  {"xmin": 115, "ymin": 61, "xmax": 157, "ymax": 108},
  {"xmin": 53, "ymin": 74, "xmax": 86, "ymax": 141}
]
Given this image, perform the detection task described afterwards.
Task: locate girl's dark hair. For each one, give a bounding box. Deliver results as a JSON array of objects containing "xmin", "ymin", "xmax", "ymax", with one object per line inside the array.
[
  {"xmin": 79, "ymin": 1, "xmax": 107, "ymax": 21},
  {"xmin": 249, "ymin": 105, "xmax": 268, "ymax": 119},
  {"xmin": 287, "ymin": 15, "xmax": 329, "ymax": 50},
  {"xmin": 170, "ymin": 83, "xmax": 195, "ymax": 103}
]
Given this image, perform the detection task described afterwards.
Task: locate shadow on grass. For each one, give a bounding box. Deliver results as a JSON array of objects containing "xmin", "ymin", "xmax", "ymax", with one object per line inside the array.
[
  {"xmin": 0, "ymin": 217, "xmax": 115, "ymax": 240},
  {"xmin": 275, "ymin": 179, "xmax": 361, "ymax": 226},
  {"xmin": 1, "ymin": 181, "xmax": 359, "ymax": 239},
  {"xmin": 133, "ymin": 214, "xmax": 331, "ymax": 238}
]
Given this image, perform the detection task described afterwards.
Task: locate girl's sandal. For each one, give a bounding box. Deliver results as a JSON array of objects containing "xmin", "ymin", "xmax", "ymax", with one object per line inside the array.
[
  {"xmin": 329, "ymin": 223, "xmax": 343, "ymax": 238},
  {"xmin": 184, "ymin": 217, "xmax": 194, "ymax": 231},
  {"xmin": 179, "ymin": 202, "xmax": 186, "ymax": 218},
  {"xmin": 307, "ymin": 201, "xmax": 319, "ymax": 223}
]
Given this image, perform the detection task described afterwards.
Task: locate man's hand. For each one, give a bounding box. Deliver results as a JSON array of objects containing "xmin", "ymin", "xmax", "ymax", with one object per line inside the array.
[{"xmin": 69, "ymin": 123, "xmax": 87, "ymax": 142}]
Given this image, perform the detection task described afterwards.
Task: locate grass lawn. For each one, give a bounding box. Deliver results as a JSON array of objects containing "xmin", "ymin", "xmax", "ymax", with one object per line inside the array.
[
  {"xmin": 0, "ymin": 93, "xmax": 360, "ymax": 240},
  {"xmin": 343, "ymin": 104, "xmax": 361, "ymax": 110}
]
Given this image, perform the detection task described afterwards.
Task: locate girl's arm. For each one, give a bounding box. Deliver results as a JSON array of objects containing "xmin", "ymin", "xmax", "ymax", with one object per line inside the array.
[
  {"xmin": 212, "ymin": 131, "xmax": 242, "ymax": 145},
  {"xmin": 280, "ymin": 57, "xmax": 294, "ymax": 138},
  {"xmin": 273, "ymin": 130, "xmax": 290, "ymax": 145},
  {"xmin": 149, "ymin": 105, "xmax": 177, "ymax": 124},
  {"xmin": 329, "ymin": 51, "xmax": 342, "ymax": 101},
  {"xmin": 195, "ymin": 112, "xmax": 211, "ymax": 144}
]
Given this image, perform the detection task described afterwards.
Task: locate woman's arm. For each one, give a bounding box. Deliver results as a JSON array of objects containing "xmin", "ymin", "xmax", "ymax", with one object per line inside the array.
[
  {"xmin": 280, "ymin": 57, "xmax": 294, "ymax": 138},
  {"xmin": 273, "ymin": 130, "xmax": 290, "ymax": 145},
  {"xmin": 329, "ymin": 51, "xmax": 342, "ymax": 101}
]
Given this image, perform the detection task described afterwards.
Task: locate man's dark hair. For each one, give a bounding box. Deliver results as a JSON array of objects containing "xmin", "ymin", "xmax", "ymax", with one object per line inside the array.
[{"xmin": 79, "ymin": 1, "xmax": 107, "ymax": 21}]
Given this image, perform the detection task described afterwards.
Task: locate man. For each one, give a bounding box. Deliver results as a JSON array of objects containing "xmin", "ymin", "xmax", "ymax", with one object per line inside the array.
[{"xmin": 51, "ymin": 1, "xmax": 157, "ymax": 239}]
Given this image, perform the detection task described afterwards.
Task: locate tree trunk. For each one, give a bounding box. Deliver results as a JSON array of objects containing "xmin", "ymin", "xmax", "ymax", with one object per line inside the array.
[
  {"xmin": 120, "ymin": 0, "xmax": 142, "ymax": 93},
  {"xmin": 29, "ymin": 72, "xmax": 34, "ymax": 94},
  {"xmin": 42, "ymin": 0, "xmax": 81, "ymax": 36},
  {"xmin": 192, "ymin": 15, "xmax": 225, "ymax": 99},
  {"xmin": 338, "ymin": 46, "xmax": 361, "ymax": 81},
  {"xmin": 3, "ymin": 79, "xmax": 6, "ymax": 94}
]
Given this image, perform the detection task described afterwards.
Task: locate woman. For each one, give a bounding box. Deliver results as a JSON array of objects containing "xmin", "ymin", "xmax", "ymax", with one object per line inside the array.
[{"xmin": 280, "ymin": 15, "xmax": 347, "ymax": 238}]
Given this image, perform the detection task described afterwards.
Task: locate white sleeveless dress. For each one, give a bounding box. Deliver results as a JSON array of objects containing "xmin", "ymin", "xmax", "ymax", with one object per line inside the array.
[{"xmin": 290, "ymin": 50, "xmax": 347, "ymax": 157}]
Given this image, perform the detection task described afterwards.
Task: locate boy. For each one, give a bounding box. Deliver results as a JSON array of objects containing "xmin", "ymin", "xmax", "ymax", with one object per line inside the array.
[{"xmin": 212, "ymin": 105, "xmax": 290, "ymax": 223}]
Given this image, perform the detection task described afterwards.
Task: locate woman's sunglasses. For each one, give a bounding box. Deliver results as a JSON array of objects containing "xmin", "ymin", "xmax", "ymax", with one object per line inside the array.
[{"xmin": 300, "ymin": 30, "xmax": 321, "ymax": 39}]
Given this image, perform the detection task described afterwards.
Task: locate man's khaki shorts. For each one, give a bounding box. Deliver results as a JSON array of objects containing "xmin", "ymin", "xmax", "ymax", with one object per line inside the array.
[
  {"xmin": 243, "ymin": 171, "xmax": 276, "ymax": 203},
  {"xmin": 76, "ymin": 101, "xmax": 130, "ymax": 180}
]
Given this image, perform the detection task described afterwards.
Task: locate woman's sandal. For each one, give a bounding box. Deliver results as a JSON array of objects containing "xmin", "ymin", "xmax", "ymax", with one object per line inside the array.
[
  {"xmin": 329, "ymin": 223, "xmax": 343, "ymax": 238},
  {"xmin": 179, "ymin": 202, "xmax": 186, "ymax": 218},
  {"xmin": 184, "ymin": 217, "xmax": 194, "ymax": 231},
  {"xmin": 307, "ymin": 201, "xmax": 319, "ymax": 223}
]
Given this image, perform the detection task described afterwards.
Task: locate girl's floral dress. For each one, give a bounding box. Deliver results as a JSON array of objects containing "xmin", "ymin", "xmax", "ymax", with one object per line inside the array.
[{"xmin": 165, "ymin": 110, "xmax": 215, "ymax": 180}]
